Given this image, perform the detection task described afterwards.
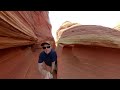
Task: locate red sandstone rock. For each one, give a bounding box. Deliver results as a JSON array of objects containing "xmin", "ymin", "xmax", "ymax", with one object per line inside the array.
[
  {"xmin": 56, "ymin": 21, "xmax": 120, "ymax": 79},
  {"xmin": 0, "ymin": 11, "xmax": 54, "ymax": 79}
]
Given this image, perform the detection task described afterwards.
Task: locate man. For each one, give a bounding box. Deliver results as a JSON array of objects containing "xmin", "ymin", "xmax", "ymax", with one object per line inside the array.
[{"xmin": 38, "ymin": 41, "xmax": 57, "ymax": 79}]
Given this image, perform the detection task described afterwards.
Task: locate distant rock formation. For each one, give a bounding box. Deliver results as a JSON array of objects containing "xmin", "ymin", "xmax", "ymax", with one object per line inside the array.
[{"xmin": 56, "ymin": 21, "xmax": 80, "ymax": 41}]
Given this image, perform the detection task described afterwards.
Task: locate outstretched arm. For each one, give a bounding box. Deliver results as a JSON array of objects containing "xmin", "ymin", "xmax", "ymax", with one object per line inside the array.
[{"xmin": 51, "ymin": 61, "xmax": 55, "ymax": 73}]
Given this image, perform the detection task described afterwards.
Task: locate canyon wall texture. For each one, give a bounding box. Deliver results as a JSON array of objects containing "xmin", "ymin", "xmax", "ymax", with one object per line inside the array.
[
  {"xmin": 56, "ymin": 21, "xmax": 120, "ymax": 79},
  {"xmin": 0, "ymin": 11, "xmax": 55, "ymax": 79}
]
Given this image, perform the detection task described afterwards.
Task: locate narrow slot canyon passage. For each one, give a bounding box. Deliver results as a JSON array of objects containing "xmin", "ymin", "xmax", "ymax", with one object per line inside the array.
[{"xmin": 1, "ymin": 11, "xmax": 120, "ymax": 79}]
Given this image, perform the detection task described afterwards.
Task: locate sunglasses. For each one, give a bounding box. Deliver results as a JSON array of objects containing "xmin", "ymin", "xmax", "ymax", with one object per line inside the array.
[{"xmin": 42, "ymin": 46, "xmax": 50, "ymax": 49}]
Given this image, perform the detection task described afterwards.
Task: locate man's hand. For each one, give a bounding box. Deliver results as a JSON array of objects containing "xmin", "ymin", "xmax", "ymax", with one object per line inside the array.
[
  {"xmin": 38, "ymin": 63, "xmax": 53, "ymax": 79},
  {"xmin": 45, "ymin": 71, "xmax": 53, "ymax": 79},
  {"xmin": 50, "ymin": 71, "xmax": 53, "ymax": 74}
]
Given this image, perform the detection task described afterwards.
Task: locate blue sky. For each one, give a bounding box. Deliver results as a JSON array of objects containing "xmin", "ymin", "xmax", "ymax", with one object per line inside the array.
[{"xmin": 49, "ymin": 11, "xmax": 120, "ymax": 41}]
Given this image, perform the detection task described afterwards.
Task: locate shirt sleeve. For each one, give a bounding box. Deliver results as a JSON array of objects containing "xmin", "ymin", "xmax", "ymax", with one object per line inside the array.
[
  {"xmin": 38, "ymin": 52, "xmax": 44, "ymax": 63},
  {"xmin": 51, "ymin": 51, "xmax": 57, "ymax": 62}
]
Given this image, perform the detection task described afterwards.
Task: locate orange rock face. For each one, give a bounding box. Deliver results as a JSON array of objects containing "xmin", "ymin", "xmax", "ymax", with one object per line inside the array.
[
  {"xmin": 56, "ymin": 21, "xmax": 120, "ymax": 79},
  {"xmin": 0, "ymin": 11, "xmax": 55, "ymax": 79}
]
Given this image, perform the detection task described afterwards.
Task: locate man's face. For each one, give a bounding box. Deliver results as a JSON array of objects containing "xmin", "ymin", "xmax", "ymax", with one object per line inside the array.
[{"xmin": 42, "ymin": 44, "xmax": 52, "ymax": 54}]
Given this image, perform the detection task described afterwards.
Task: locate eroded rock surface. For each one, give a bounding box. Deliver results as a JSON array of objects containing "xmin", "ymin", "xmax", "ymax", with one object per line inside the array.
[
  {"xmin": 56, "ymin": 21, "xmax": 120, "ymax": 79},
  {"xmin": 0, "ymin": 11, "xmax": 54, "ymax": 79}
]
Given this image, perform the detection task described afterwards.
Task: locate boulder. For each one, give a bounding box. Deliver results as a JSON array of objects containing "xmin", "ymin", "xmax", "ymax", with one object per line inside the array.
[{"xmin": 56, "ymin": 21, "xmax": 120, "ymax": 79}]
